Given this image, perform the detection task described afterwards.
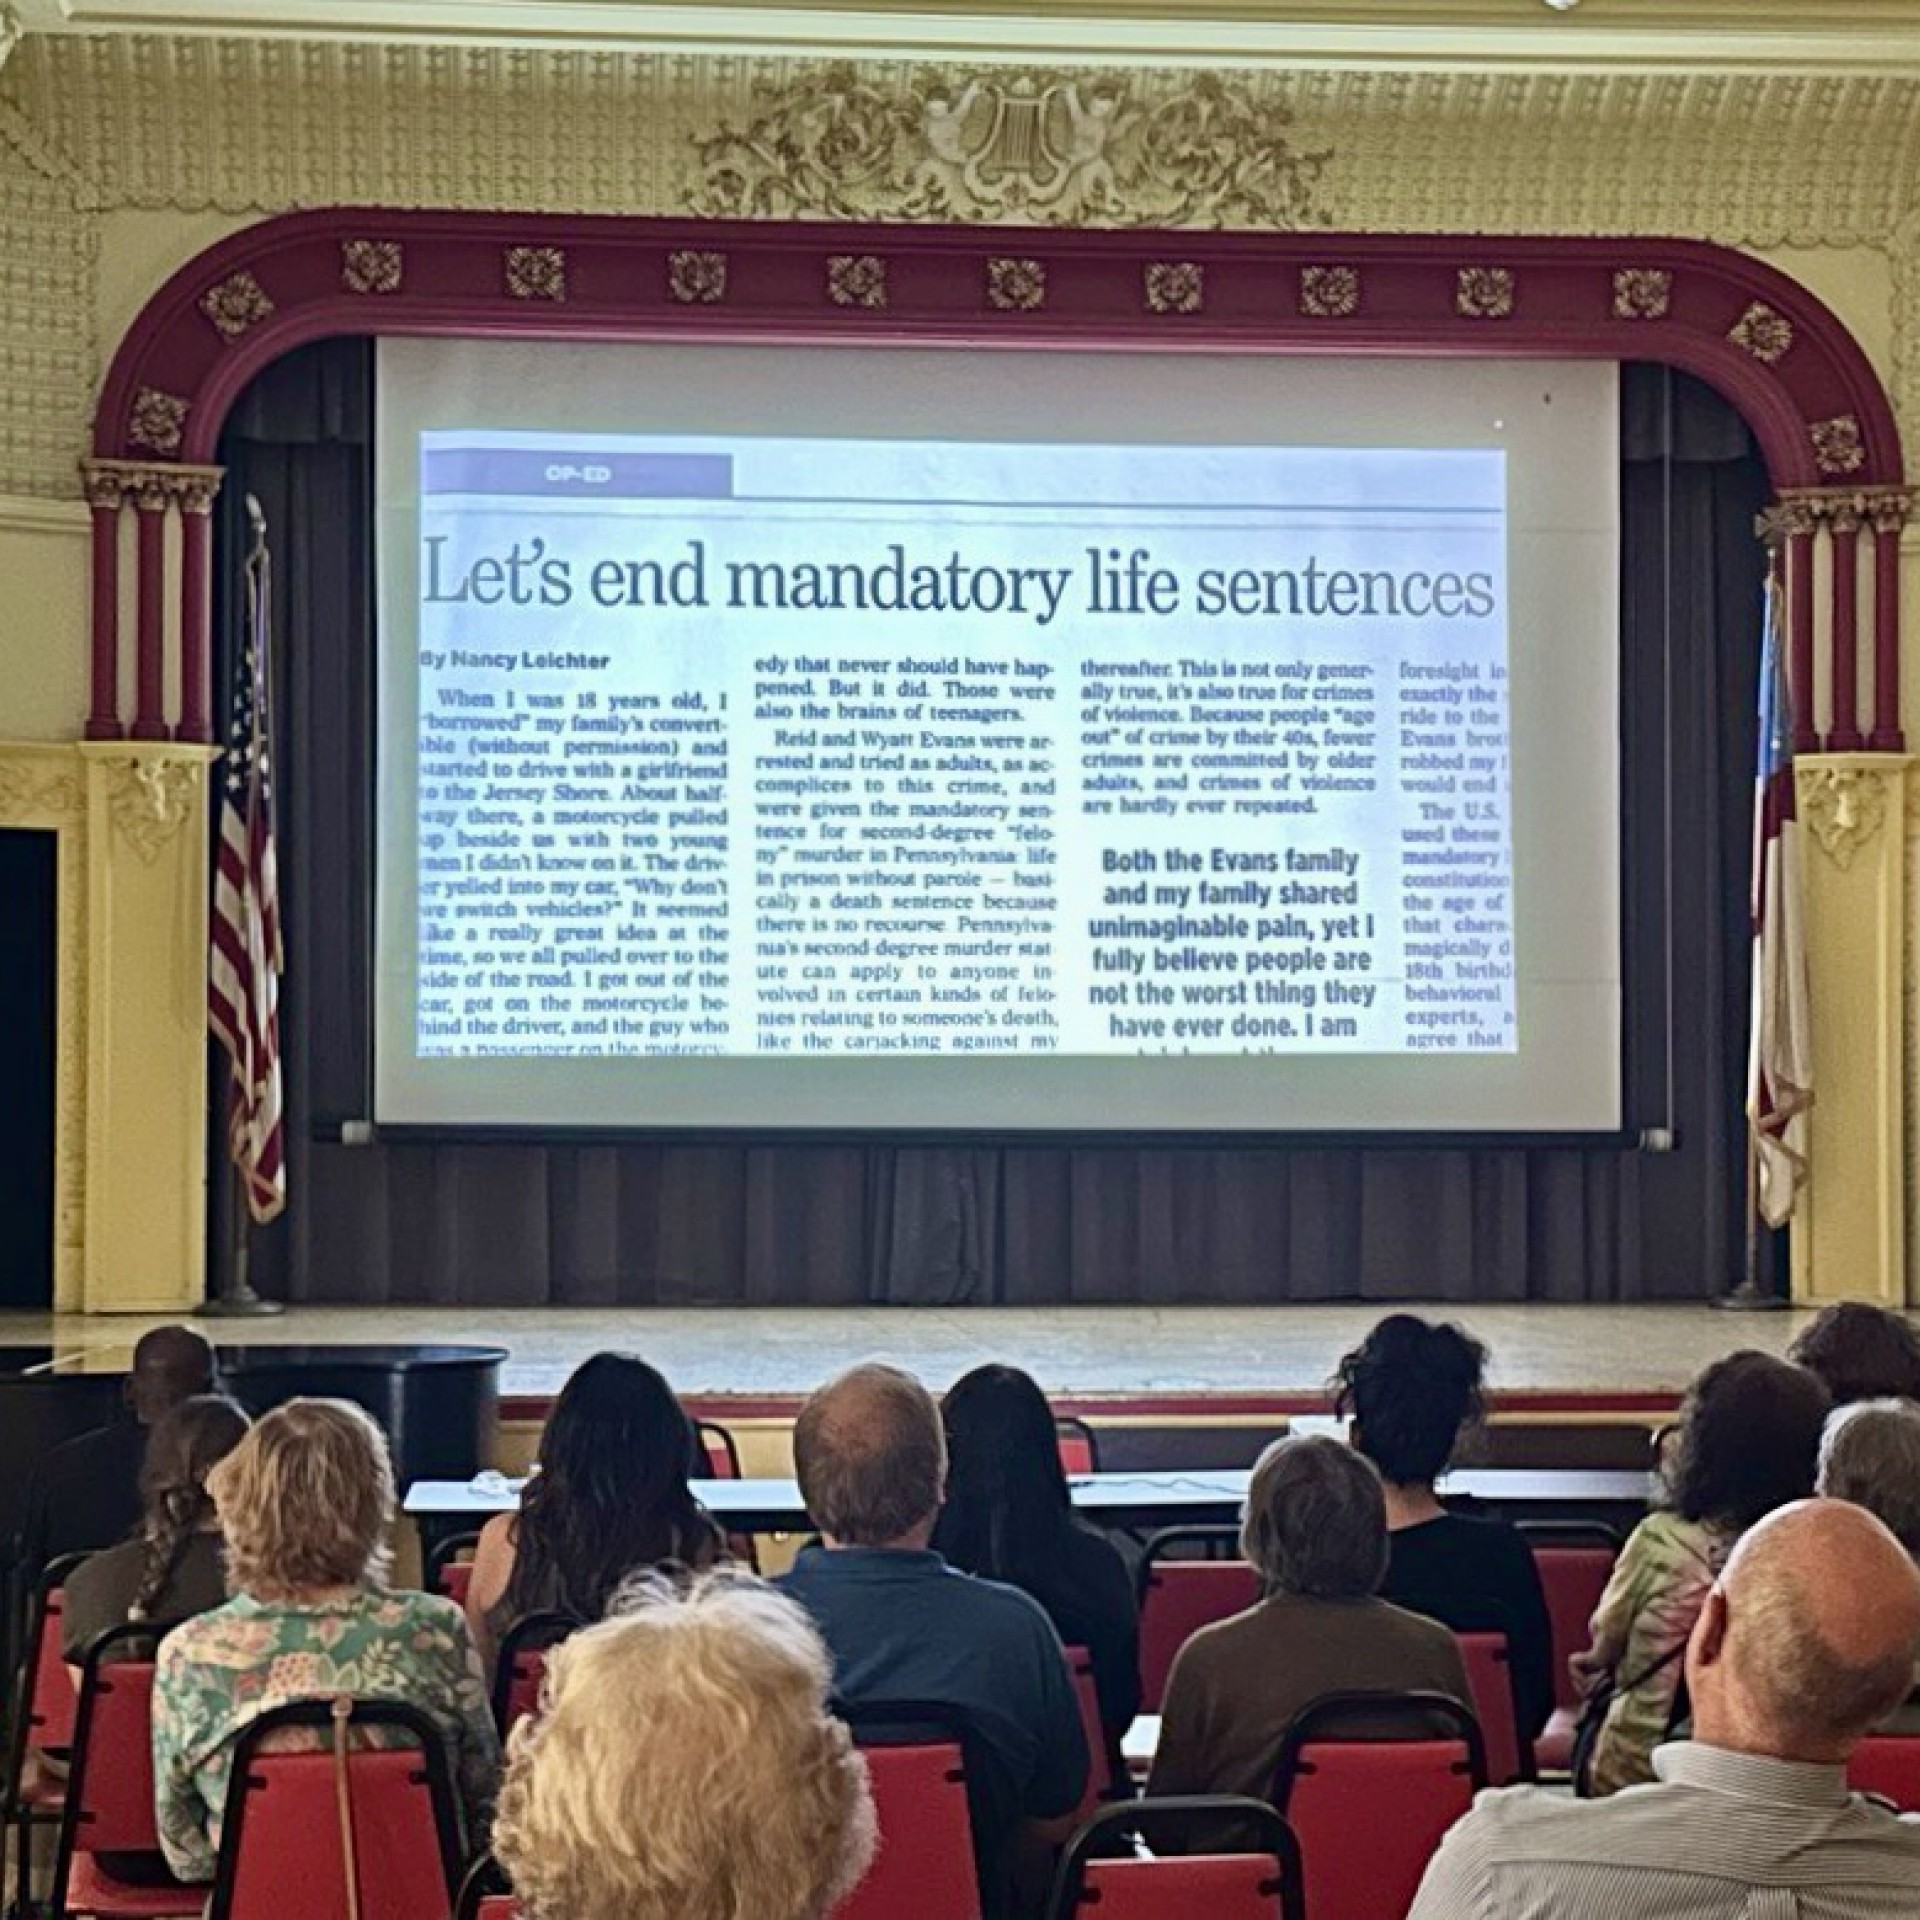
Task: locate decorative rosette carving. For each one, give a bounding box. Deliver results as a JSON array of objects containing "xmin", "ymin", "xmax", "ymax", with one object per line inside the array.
[
  {"xmin": 827, "ymin": 254, "xmax": 888, "ymax": 309},
  {"xmin": 341, "ymin": 240, "xmax": 403, "ymax": 295},
  {"xmin": 987, "ymin": 257, "xmax": 1046, "ymax": 312},
  {"xmin": 1811, "ymin": 414, "xmax": 1867, "ymax": 476},
  {"xmin": 1611, "ymin": 268, "xmax": 1671, "ymax": 319},
  {"xmin": 1145, "ymin": 261, "xmax": 1204, "ymax": 314},
  {"xmin": 668, "ymin": 249, "xmax": 728, "ymax": 304},
  {"xmin": 1299, "ymin": 265, "xmax": 1359, "ymax": 317},
  {"xmin": 127, "ymin": 388, "xmax": 189, "ymax": 457},
  {"xmin": 505, "ymin": 245, "xmax": 567, "ymax": 302},
  {"xmin": 198, "ymin": 269, "xmax": 274, "ymax": 341},
  {"xmin": 1728, "ymin": 300, "xmax": 1794, "ymax": 363},
  {"xmin": 1455, "ymin": 267, "xmax": 1515, "ymax": 319}
]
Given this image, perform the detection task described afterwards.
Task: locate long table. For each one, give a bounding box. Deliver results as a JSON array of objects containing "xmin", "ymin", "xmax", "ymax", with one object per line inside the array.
[{"xmin": 405, "ymin": 1465, "xmax": 1652, "ymax": 1555}]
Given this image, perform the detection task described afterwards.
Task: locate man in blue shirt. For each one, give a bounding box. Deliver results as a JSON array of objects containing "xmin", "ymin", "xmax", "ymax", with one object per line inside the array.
[{"xmin": 780, "ymin": 1362, "xmax": 1087, "ymax": 1919}]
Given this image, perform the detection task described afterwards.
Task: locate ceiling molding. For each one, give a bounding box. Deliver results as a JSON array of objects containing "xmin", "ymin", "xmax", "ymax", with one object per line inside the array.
[{"xmin": 15, "ymin": 0, "xmax": 1920, "ymax": 70}]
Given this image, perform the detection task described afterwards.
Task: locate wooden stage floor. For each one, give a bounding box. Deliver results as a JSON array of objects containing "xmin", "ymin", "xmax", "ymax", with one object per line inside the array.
[{"xmin": 0, "ymin": 1300, "xmax": 1837, "ymax": 1402}]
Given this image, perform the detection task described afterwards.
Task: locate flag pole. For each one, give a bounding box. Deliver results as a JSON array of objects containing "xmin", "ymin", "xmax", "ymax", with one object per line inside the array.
[{"xmin": 200, "ymin": 492, "xmax": 285, "ymax": 1319}]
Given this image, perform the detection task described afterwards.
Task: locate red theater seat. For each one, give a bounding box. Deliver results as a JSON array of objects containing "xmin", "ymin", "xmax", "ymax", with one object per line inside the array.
[
  {"xmin": 206, "ymin": 1698, "xmax": 467, "ymax": 1920},
  {"xmin": 835, "ymin": 1704, "xmax": 983, "ymax": 1920},
  {"xmin": 1136, "ymin": 1530, "xmax": 1261, "ymax": 1712},
  {"xmin": 1273, "ymin": 1691, "xmax": 1487, "ymax": 1920},
  {"xmin": 50, "ymin": 1622, "xmax": 201, "ymax": 1920},
  {"xmin": 1517, "ymin": 1521, "xmax": 1620, "ymax": 1774},
  {"xmin": 1049, "ymin": 1797, "xmax": 1305, "ymax": 1920},
  {"xmin": 427, "ymin": 1531, "xmax": 481, "ymax": 1610},
  {"xmin": 1063, "ymin": 1644, "xmax": 1111, "ymax": 1817},
  {"xmin": 1055, "ymin": 1417, "xmax": 1100, "ymax": 1477},
  {"xmin": 1455, "ymin": 1629, "xmax": 1531, "ymax": 1785},
  {"xmin": 490, "ymin": 1610, "xmax": 580, "ymax": 1738},
  {"xmin": 6, "ymin": 1552, "xmax": 87, "ymax": 1917},
  {"xmin": 1850, "ymin": 1734, "xmax": 1920, "ymax": 1809}
]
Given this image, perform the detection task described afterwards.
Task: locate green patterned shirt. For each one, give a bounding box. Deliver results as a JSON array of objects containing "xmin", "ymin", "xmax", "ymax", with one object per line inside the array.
[{"xmin": 152, "ymin": 1586, "xmax": 500, "ymax": 1883}]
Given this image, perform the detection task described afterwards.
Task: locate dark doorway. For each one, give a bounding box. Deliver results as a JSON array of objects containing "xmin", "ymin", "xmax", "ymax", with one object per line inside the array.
[{"xmin": 0, "ymin": 829, "xmax": 56, "ymax": 1309}]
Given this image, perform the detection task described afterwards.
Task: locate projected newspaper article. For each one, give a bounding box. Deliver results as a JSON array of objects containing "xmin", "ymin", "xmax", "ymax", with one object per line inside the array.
[{"xmin": 410, "ymin": 433, "xmax": 1514, "ymax": 1062}]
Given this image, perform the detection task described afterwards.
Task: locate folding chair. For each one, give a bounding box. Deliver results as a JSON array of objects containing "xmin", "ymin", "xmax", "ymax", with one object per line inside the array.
[
  {"xmin": 48, "ymin": 1621, "xmax": 200, "ymax": 1920},
  {"xmin": 1049, "ymin": 1796, "xmax": 1305, "ymax": 1920},
  {"xmin": 1055, "ymin": 1417, "xmax": 1100, "ymax": 1478},
  {"xmin": 453, "ymin": 1854, "xmax": 516, "ymax": 1920},
  {"xmin": 6, "ymin": 1553, "xmax": 87, "ymax": 1920},
  {"xmin": 1516, "ymin": 1520, "xmax": 1620, "ymax": 1774},
  {"xmin": 426, "ymin": 1532, "xmax": 481, "ymax": 1610},
  {"xmin": 1062, "ymin": 1645, "xmax": 1114, "ymax": 1817},
  {"xmin": 1455, "ymin": 1628, "xmax": 1532, "ymax": 1784},
  {"xmin": 206, "ymin": 1698, "xmax": 467, "ymax": 1920},
  {"xmin": 490, "ymin": 1610, "xmax": 580, "ymax": 1739},
  {"xmin": 834, "ymin": 1701, "xmax": 985, "ymax": 1920},
  {"xmin": 694, "ymin": 1420, "xmax": 762, "ymax": 1570},
  {"xmin": 1136, "ymin": 1530, "xmax": 1261, "ymax": 1712},
  {"xmin": 1273, "ymin": 1691, "xmax": 1487, "ymax": 1920},
  {"xmin": 1850, "ymin": 1733, "xmax": 1920, "ymax": 1809}
]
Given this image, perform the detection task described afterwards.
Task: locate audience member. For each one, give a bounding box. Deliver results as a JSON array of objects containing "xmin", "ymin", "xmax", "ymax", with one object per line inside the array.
[
  {"xmin": 1148, "ymin": 1434, "xmax": 1470, "ymax": 1806},
  {"xmin": 1573, "ymin": 1348, "xmax": 1830, "ymax": 1794},
  {"xmin": 780, "ymin": 1362, "xmax": 1087, "ymax": 1920},
  {"xmin": 1334, "ymin": 1313, "xmax": 1554, "ymax": 1738},
  {"xmin": 464, "ymin": 1351, "xmax": 724, "ymax": 1671},
  {"xmin": 152, "ymin": 1398, "xmax": 499, "ymax": 1885},
  {"xmin": 931, "ymin": 1364, "xmax": 1140, "ymax": 1793},
  {"xmin": 1790, "ymin": 1302, "xmax": 1920, "ymax": 1407},
  {"xmin": 61, "ymin": 1395, "xmax": 250, "ymax": 1662},
  {"xmin": 1410, "ymin": 1500, "xmax": 1920, "ymax": 1917},
  {"xmin": 17, "ymin": 1326, "xmax": 217, "ymax": 1575},
  {"xmin": 1817, "ymin": 1397, "xmax": 1920, "ymax": 1732},
  {"xmin": 495, "ymin": 1572, "xmax": 874, "ymax": 1920}
]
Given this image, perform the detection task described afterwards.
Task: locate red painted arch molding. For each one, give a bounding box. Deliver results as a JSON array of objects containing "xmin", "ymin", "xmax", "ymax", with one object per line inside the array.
[{"xmin": 83, "ymin": 210, "xmax": 1908, "ymax": 747}]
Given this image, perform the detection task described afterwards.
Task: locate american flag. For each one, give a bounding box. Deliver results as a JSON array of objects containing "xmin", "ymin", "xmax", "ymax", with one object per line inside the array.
[
  {"xmin": 209, "ymin": 503, "xmax": 286, "ymax": 1224},
  {"xmin": 1746, "ymin": 574, "xmax": 1812, "ymax": 1229}
]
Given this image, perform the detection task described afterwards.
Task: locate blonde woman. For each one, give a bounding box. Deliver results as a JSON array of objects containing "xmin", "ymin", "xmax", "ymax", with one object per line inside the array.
[
  {"xmin": 151, "ymin": 1398, "xmax": 500, "ymax": 1885},
  {"xmin": 495, "ymin": 1572, "xmax": 874, "ymax": 1920}
]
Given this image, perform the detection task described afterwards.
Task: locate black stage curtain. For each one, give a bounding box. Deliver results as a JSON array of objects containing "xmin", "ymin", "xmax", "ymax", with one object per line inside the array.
[{"xmin": 211, "ymin": 343, "xmax": 1770, "ymax": 1308}]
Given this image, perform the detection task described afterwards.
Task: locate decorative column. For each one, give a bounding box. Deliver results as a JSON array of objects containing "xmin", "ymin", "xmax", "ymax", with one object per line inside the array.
[
  {"xmin": 1827, "ymin": 502, "xmax": 1865, "ymax": 751},
  {"xmin": 130, "ymin": 475, "xmax": 170, "ymax": 742},
  {"xmin": 1791, "ymin": 755, "xmax": 1912, "ymax": 1306},
  {"xmin": 1870, "ymin": 493, "xmax": 1907, "ymax": 752},
  {"xmin": 82, "ymin": 467, "xmax": 126, "ymax": 742},
  {"xmin": 77, "ymin": 741, "xmax": 223, "ymax": 1311},
  {"xmin": 174, "ymin": 473, "xmax": 218, "ymax": 746}
]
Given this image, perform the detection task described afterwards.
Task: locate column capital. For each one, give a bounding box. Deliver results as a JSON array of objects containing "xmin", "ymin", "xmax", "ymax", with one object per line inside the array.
[
  {"xmin": 1775, "ymin": 484, "xmax": 1914, "ymax": 532},
  {"xmin": 80, "ymin": 457, "xmax": 225, "ymax": 513}
]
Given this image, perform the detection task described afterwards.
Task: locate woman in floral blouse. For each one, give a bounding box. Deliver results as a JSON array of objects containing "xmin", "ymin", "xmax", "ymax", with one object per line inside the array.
[{"xmin": 151, "ymin": 1398, "xmax": 500, "ymax": 1884}]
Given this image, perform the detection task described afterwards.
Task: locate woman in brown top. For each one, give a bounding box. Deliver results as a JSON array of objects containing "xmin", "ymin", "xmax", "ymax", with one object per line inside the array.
[
  {"xmin": 465, "ymin": 1352, "xmax": 725, "ymax": 1673},
  {"xmin": 1148, "ymin": 1434, "xmax": 1469, "ymax": 1804}
]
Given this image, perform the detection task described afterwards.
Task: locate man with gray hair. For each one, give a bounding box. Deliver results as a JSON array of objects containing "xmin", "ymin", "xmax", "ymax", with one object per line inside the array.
[
  {"xmin": 1147, "ymin": 1434, "xmax": 1470, "ymax": 1805},
  {"xmin": 1410, "ymin": 1499, "xmax": 1920, "ymax": 1918},
  {"xmin": 779, "ymin": 1363, "xmax": 1087, "ymax": 1920}
]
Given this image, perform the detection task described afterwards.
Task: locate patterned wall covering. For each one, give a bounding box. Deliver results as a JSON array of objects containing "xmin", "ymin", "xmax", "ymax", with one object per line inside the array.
[{"xmin": 4, "ymin": 43, "xmax": 1920, "ymax": 496}]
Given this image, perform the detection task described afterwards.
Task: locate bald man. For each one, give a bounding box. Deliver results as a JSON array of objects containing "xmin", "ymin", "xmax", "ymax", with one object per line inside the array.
[
  {"xmin": 17, "ymin": 1326, "xmax": 218, "ymax": 1575},
  {"xmin": 779, "ymin": 1363, "xmax": 1087, "ymax": 1920},
  {"xmin": 1410, "ymin": 1499, "xmax": 1920, "ymax": 1918}
]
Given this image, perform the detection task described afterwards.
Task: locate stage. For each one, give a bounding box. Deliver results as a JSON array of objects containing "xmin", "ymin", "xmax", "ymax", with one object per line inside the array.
[{"xmin": 0, "ymin": 1300, "xmax": 1829, "ymax": 1405}]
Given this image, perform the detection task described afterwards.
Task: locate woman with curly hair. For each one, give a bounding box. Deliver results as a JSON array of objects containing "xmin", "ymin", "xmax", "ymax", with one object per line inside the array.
[
  {"xmin": 61, "ymin": 1394, "xmax": 250, "ymax": 1661},
  {"xmin": 1573, "ymin": 1349, "xmax": 1829, "ymax": 1794},
  {"xmin": 151, "ymin": 1398, "xmax": 499, "ymax": 1885},
  {"xmin": 495, "ymin": 1573, "xmax": 874, "ymax": 1920},
  {"xmin": 464, "ymin": 1352, "xmax": 724, "ymax": 1672}
]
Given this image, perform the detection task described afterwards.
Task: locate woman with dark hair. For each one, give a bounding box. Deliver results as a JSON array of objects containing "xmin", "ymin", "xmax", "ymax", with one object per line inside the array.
[
  {"xmin": 930, "ymin": 1364, "xmax": 1139, "ymax": 1792},
  {"xmin": 1573, "ymin": 1348, "xmax": 1830, "ymax": 1795},
  {"xmin": 465, "ymin": 1352, "xmax": 725, "ymax": 1671},
  {"xmin": 61, "ymin": 1394, "xmax": 251, "ymax": 1661},
  {"xmin": 1788, "ymin": 1301, "xmax": 1920, "ymax": 1406},
  {"xmin": 1332, "ymin": 1314, "xmax": 1554, "ymax": 1741}
]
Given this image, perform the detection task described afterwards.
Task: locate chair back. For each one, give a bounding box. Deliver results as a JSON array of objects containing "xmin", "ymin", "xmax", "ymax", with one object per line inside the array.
[
  {"xmin": 1049, "ymin": 1797, "xmax": 1304, "ymax": 1920},
  {"xmin": 1516, "ymin": 1523, "xmax": 1619, "ymax": 1712},
  {"xmin": 1455, "ymin": 1629, "xmax": 1530, "ymax": 1784},
  {"xmin": 12, "ymin": 1553, "xmax": 86, "ymax": 1772},
  {"xmin": 697, "ymin": 1420, "xmax": 742, "ymax": 1480},
  {"xmin": 1062, "ymin": 1645, "xmax": 1110, "ymax": 1816},
  {"xmin": 1274, "ymin": 1691, "xmax": 1487, "ymax": 1920},
  {"xmin": 835, "ymin": 1702, "xmax": 983, "ymax": 1920},
  {"xmin": 1850, "ymin": 1734, "xmax": 1920, "ymax": 1809},
  {"xmin": 454, "ymin": 1853, "xmax": 514, "ymax": 1920},
  {"xmin": 1136, "ymin": 1530, "xmax": 1260, "ymax": 1712},
  {"xmin": 426, "ymin": 1532, "xmax": 481, "ymax": 1610},
  {"xmin": 1055, "ymin": 1418, "xmax": 1099, "ymax": 1477},
  {"xmin": 491, "ymin": 1610, "xmax": 580, "ymax": 1738},
  {"xmin": 208, "ymin": 1698, "xmax": 466, "ymax": 1920}
]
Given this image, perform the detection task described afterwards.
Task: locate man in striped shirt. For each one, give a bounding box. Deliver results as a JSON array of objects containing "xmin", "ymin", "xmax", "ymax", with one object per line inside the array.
[{"xmin": 1409, "ymin": 1499, "xmax": 1920, "ymax": 1918}]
